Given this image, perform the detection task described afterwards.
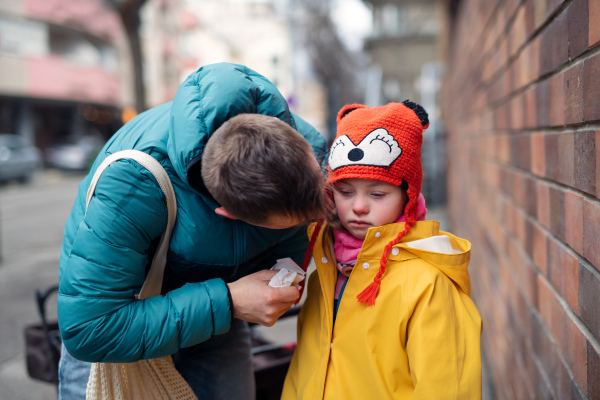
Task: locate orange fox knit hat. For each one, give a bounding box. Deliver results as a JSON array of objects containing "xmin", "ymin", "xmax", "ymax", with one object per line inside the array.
[{"xmin": 328, "ymin": 100, "xmax": 429, "ymax": 305}]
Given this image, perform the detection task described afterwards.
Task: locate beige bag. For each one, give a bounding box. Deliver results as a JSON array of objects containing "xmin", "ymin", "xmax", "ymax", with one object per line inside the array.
[{"xmin": 84, "ymin": 150, "xmax": 197, "ymax": 400}]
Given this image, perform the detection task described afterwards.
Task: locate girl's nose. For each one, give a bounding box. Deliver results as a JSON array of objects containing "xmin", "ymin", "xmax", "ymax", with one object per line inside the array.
[{"xmin": 352, "ymin": 196, "xmax": 369, "ymax": 214}]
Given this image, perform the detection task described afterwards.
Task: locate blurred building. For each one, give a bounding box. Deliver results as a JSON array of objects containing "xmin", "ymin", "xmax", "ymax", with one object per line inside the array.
[
  {"xmin": 0, "ymin": 0, "xmax": 127, "ymax": 154},
  {"xmin": 362, "ymin": 0, "xmax": 447, "ymax": 205},
  {"xmin": 139, "ymin": 0, "xmax": 328, "ymax": 135},
  {"xmin": 443, "ymin": 1, "xmax": 600, "ymax": 399}
]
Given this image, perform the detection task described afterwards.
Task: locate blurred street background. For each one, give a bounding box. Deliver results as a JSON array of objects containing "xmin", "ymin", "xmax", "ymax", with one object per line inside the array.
[{"xmin": 0, "ymin": 0, "xmax": 599, "ymax": 399}]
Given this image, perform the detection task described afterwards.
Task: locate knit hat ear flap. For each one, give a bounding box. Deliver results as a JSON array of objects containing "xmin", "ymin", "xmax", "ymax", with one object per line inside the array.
[
  {"xmin": 337, "ymin": 104, "xmax": 369, "ymax": 123},
  {"xmin": 402, "ymin": 100, "xmax": 430, "ymax": 128}
]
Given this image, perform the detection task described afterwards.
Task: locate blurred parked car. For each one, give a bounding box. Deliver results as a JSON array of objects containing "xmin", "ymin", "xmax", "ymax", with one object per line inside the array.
[
  {"xmin": 46, "ymin": 134, "xmax": 105, "ymax": 171},
  {"xmin": 0, "ymin": 133, "xmax": 42, "ymax": 184}
]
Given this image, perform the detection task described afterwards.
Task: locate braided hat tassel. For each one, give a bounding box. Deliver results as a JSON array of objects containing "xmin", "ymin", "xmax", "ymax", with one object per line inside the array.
[{"xmin": 357, "ymin": 222, "xmax": 413, "ymax": 306}]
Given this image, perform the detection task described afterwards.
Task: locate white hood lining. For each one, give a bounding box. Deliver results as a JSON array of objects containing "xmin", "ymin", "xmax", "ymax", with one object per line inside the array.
[{"xmin": 405, "ymin": 235, "xmax": 462, "ymax": 254}]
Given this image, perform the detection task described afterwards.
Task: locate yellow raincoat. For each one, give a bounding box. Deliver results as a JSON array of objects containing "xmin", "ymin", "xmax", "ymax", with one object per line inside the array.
[{"xmin": 282, "ymin": 221, "xmax": 482, "ymax": 400}]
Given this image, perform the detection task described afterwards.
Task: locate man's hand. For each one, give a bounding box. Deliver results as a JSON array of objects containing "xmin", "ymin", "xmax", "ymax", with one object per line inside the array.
[{"xmin": 227, "ymin": 269, "xmax": 300, "ymax": 326}]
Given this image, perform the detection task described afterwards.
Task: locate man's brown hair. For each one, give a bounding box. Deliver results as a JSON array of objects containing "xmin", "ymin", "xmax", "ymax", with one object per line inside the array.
[{"xmin": 201, "ymin": 114, "xmax": 326, "ymax": 225}]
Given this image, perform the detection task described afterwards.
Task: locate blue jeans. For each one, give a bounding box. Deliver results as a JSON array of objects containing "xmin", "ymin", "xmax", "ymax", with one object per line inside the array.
[{"xmin": 58, "ymin": 319, "xmax": 256, "ymax": 400}]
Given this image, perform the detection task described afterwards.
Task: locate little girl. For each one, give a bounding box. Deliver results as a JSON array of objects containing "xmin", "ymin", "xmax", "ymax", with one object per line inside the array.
[{"xmin": 282, "ymin": 101, "xmax": 483, "ymax": 400}]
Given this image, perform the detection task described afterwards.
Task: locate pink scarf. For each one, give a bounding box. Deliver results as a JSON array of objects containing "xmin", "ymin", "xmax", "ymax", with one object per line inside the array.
[{"xmin": 333, "ymin": 193, "xmax": 427, "ymax": 298}]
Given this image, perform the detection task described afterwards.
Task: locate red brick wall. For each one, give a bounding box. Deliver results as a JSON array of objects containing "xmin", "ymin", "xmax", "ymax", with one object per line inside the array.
[{"xmin": 442, "ymin": 0, "xmax": 600, "ymax": 399}]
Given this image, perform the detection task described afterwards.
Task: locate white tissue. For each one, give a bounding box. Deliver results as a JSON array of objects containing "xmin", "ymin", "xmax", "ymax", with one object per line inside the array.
[{"xmin": 268, "ymin": 258, "xmax": 305, "ymax": 289}]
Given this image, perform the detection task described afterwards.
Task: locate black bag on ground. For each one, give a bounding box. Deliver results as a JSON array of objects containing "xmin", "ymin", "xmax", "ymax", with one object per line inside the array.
[{"xmin": 24, "ymin": 284, "xmax": 61, "ymax": 384}]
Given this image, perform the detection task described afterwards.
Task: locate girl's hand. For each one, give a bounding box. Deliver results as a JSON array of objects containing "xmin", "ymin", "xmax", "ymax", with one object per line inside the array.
[{"xmin": 227, "ymin": 269, "xmax": 300, "ymax": 326}]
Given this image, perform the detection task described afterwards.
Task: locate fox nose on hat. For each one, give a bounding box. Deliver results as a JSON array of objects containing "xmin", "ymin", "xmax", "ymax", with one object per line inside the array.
[{"xmin": 347, "ymin": 148, "xmax": 364, "ymax": 161}]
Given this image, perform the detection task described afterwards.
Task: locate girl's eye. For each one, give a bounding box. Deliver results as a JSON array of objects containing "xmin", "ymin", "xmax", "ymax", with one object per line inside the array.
[
  {"xmin": 371, "ymin": 192, "xmax": 386, "ymax": 198},
  {"xmin": 336, "ymin": 188, "xmax": 352, "ymax": 196}
]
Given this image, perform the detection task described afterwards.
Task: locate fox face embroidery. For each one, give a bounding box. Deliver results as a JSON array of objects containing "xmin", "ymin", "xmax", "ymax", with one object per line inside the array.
[{"xmin": 328, "ymin": 128, "xmax": 402, "ymax": 171}]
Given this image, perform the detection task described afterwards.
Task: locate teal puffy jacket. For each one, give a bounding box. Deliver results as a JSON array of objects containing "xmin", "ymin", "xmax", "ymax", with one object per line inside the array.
[{"xmin": 57, "ymin": 63, "xmax": 327, "ymax": 363}]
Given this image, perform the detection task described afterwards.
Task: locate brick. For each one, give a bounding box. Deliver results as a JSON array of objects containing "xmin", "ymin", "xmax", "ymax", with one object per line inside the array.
[
  {"xmin": 531, "ymin": 132, "xmax": 546, "ymax": 175},
  {"xmin": 513, "ymin": 173, "xmax": 525, "ymax": 211},
  {"xmin": 483, "ymin": 19, "xmax": 497, "ymax": 56},
  {"xmin": 547, "ymin": 237, "xmax": 562, "ymax": 289},
  {"xmin": 574, "ymin": 130, "xmax": 596, "ymax": 195},
  {"xmin": 565, "ymin": 318, "xmax": 586, "ymax": 389},
  {"xmin": 524, "ymin": 176, "xmax": 538, "ymax": 216},
  {"xmin": 501, "ymin": 68, "xmax": 511, "ymax": 101},
  {"xmin": 535, "ymin": 0, "xmax": 548, "ymax": 29},
  {"xmin": 598, "ymin": 130, "xmax": 600, "ymax": 198},
  {"xmin": 564, "ymin": 63, "xmax": 585, "ymax": 124},
  {"xmin": 516, "ymin": 52, "xmax": 529, "ymax": 91},
  {"xmin": 584, "ymin": 199, "xmax": 600, "ymax": 272},
  {"xmin": 538, "ymin": 275, "xmax": 555, "ymax": 325},
  {"xmin": 549, "ymin": 186, "xmax": 565, "ymax": 240},
  {"xmin": 517, "ymin": 246, "xmax": 537, "ymax": 305},
  {"xmin": 539, "ymin": 11, "xmax": 568, "ymax": 76},
  {"xmin": 590, "ymin": 0, "xmax": 600, "ymax": 48},
  {"xmin": 538, "ymin": 181, "xmax": 551, "ymax": 229},
  {"xmin": 550, "ymin": 72, "xmax": 565, "ymax": 126},
  {"xmin": 584, "ymin": 220, "xmax": 600, "ymax": 293},
  {"xmin": 588, "ymin": 341, "xmax": 600, "ymax": 399},
  {"xmin": 508, "ymin": 59, "xmax": 518, "ymax": 96},
  {"xmin": 524, "ymin": 217, "xmax": 534, "ymax": 258},
  {"xmin": 545, "ymin": 132, "xmax": 560, "ymax": 180},
  {"xmin": 530, "ymin": 35, "xmax": 541, "ymax": 81},
  {"xmin": 524, "ymin": 0, "xmax": 536, "ymax": 38},
  {"xmin": 568, "ymin": 0, "xmax": 590, "ymax": 59},
  {"xmin": 510, "ymin": 93, "xmax": 525, "ymax": 130},
  {"xmin": 538, "ymin": 79, "xmax": 551, "ymax": 126},
  {"xmin": 501, "ymin": 168, "xmax": 514, "ymax": 196},
  {"xmin": 534, "ymin": 224, "xmax": 548, "ymax": 273},
  {"xmin": 583, "ymin": 53, "xmax": 600, "ymax": 121},
  {"xmin": 510, "ymin": 6, "xmax": 527, "ymax": 57},
  {"xmin": 494, "ymin": 103, "xmax": 509, "ymax": 131},
  {"xmin": 525, "ymin": 88, "xmax": 538, "ymax": 128},
  {"xmin": 557, "ymin": 132, "xmax": 575, "ymax": 186},
  {"xmin": 579, "ymin": 261, "xmax": 600, "ymax": 339},
  {"xmin": 497, "ymin": 135, "xmax": 510, "ymax": 163},
  {"xmin": 561, "ymin": 247, "xmax": 580, "ymax": 312},
  {"xmin": 565, "ymin": 191, "xmax": 584, "ymax": 255},
  {"xmin": 511, "ymin": 134, "xmax": 531, "ymax": 170},
  {"xmin": 506, "ymin": 202, "xmax": 516, "ymax": 234}
]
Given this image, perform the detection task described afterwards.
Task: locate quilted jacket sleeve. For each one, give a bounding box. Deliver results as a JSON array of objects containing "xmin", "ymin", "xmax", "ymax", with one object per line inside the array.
[{"xmin": 58, "ymin": 159, "xmax": 231, "ymax": 363}]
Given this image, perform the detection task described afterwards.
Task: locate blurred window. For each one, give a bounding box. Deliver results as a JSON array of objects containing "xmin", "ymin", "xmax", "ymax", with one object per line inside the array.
[
  {"xmin": 373, "ymin": 3, "xmax": 438, "ymax": 38},
  {"xmin": 49, "ymin": 26, "xmax": 116, "ymax": 70},
  {"xmin": 0, "ymin": 15, "xmax": 49, "ymax": 56}
]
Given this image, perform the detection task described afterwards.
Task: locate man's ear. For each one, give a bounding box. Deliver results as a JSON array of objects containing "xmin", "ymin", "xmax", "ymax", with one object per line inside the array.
[{"xmin": 214, "ymin": 207, "xmax": 238, "ymax": 220}]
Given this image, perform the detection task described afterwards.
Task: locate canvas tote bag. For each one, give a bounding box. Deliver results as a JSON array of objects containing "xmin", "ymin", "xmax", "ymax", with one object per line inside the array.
[{"xmin": 84, "ymin": 150, "xmax": 197, "ymax": 400}]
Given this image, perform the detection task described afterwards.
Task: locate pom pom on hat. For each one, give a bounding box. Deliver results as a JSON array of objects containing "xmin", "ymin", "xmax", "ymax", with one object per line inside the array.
[{"xmin": 328, "ymin": 101, "xmax": 429, "ymax": 305}]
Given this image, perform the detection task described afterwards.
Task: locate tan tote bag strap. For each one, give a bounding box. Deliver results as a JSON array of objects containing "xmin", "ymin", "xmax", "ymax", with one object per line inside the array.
[{"xmin": 85, "ymin": 150, "xmax": 177, "ymax": 300}]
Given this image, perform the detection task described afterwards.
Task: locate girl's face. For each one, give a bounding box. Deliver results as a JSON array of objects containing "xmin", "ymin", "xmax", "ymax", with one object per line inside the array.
[{"xmin": 332, "ymin": 178, "xmax": 407, "ymax": 240}]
